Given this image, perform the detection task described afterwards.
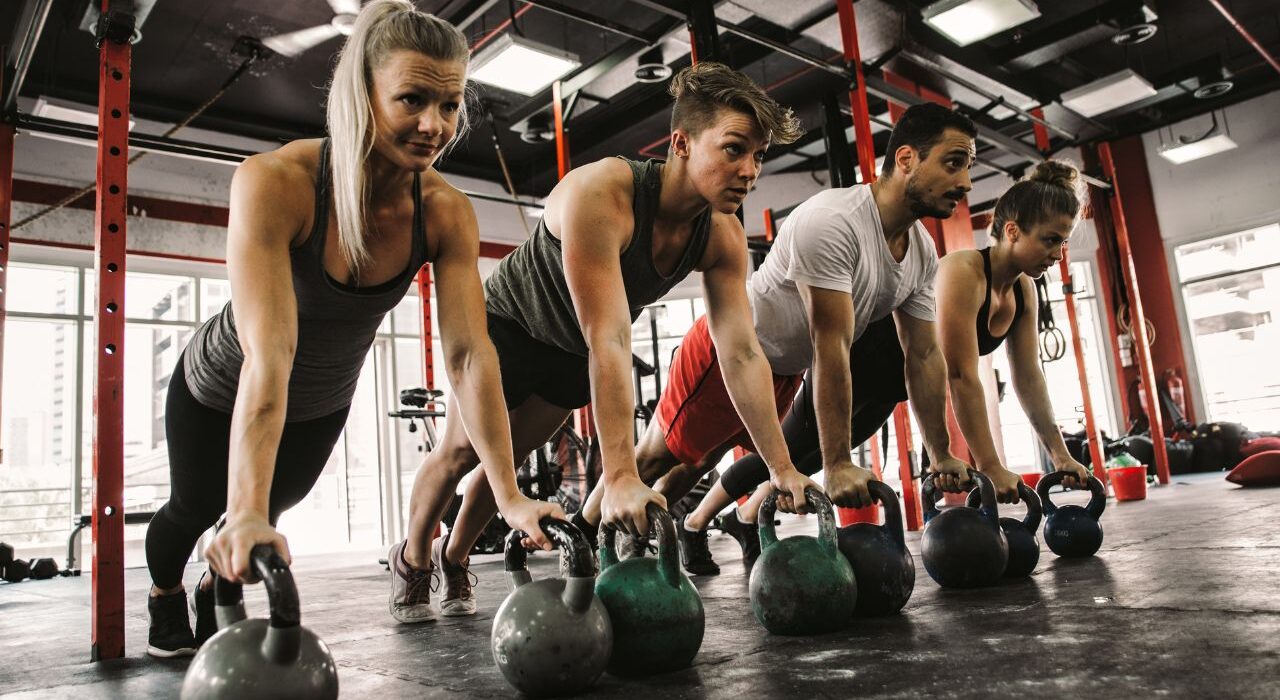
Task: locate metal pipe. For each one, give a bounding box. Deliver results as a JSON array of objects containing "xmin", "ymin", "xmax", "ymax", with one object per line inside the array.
[
  {"xmin": 897, "ymin": 49, "xmax": 1077, "ymax": 141},
  {"xmin": 2, "ymin": 0, "xmax": 55, "ymax": 114},
  {"xmin": 520, "ymin": 0, "xmax": 654, "ymax": 44},
  {"xmin": 1058, "ymin": 254, "xmax": 1107, "ymax": 481},
  {"xmin": 1205, "ymin": 0, "xmax": 1280, "ymax": 77}
]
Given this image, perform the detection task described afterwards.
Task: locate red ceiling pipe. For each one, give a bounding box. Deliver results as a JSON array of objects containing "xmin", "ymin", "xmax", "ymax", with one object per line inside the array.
[
  {"xmin": 1205, "ymin": 0, "xmax": 1280, "ymax": 77},
  {"xmin": 469, "ymin": 3, "xmax": 534, "ymax": 51}
]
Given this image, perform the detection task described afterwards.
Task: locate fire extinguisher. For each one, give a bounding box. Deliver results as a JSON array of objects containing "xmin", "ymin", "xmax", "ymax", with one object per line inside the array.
[{"xmin": 1163, "ymin": 368, "xmax": 1189, "ymax": 425}]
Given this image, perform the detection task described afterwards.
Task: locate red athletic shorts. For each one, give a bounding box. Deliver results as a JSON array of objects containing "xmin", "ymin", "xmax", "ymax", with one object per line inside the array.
[{"xmin": 655, "ymin": 315, "xmax": 803, "ymax": 465}]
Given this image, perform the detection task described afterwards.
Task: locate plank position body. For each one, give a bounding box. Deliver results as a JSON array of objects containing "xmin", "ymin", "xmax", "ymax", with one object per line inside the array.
[
  {"xmin": 141, "ymin": 1, "xmax": 546, "ymax": 656},
  {"xmin": 393, "ymin": 62, "xmax": 817, "ymax": 621},
  {"xmin": 617, "ymin": 104, "xmax": 982, "ymax": 574}
]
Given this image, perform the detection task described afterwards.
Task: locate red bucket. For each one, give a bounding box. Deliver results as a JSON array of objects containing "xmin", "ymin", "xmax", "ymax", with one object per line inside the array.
[
  {"xmin": 1020, "ymin": 472, "xmax": 1042, "ymax": 490},
  {"xmin": 1108, "ymin": 465, "xmax": 1148, "ymax": 501}
]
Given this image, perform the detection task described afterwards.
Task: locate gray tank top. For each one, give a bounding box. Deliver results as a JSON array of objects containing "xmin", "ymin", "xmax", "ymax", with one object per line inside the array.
[
  {"xmin": 184, "ymin": 139, "xmax": 429, "ymax": 421},
  {"xmin": 485, "ymin": 157, "xmax": 712, "ymax": 357}
]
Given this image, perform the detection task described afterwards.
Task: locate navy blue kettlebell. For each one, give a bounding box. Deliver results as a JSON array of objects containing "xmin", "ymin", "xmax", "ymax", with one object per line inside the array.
[
  {"xmin": 966, "ymin": 481, "xmax": 1042, "ymax": 578},
  {"xmin": 1036, "ymin": 472, "xmax": 1106, "ymax": 558}
]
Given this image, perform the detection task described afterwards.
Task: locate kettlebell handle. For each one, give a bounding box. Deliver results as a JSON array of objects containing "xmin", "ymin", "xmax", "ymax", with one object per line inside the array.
[
  {"xmin": 598, "ymin": 504, "xmax": 681, "ymax": 588},
  {"xmin": 504, "ymin": 517, "xmax": 596, "ymax": 579},
  {"xmin": 965, "ymin": 481, "xmax": 1043, "ymax": 532},
  {"xmin": 922, "ymin": 469, "xmax": 994, "ymax": 520},
  {"xmin": 211, "ymin": 544, "xmax": 303, "ymax": 664},
  {"xmin": 759, "ymin": 486, "xmax": 838, "ymax": 558},
  {"xmin": 867, "ymin": 480, "xmax": 907, "ymax": 548},
  {"xmin": 1036, "ymin": 472, "xmax": 1106, "ymax": 520}
]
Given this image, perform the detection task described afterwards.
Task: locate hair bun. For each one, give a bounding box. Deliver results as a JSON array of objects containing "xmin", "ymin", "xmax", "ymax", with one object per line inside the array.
[{"xmin": 1027, "ymin": 159, "xmax": 1080, "ymax": 193}]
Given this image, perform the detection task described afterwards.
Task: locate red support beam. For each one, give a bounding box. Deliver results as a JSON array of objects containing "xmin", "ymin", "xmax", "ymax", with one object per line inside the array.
[
  {"xmin": 551, "ymin": 80, "xmax": 570, "ymax": 182},
  {"xmin": 1097, "ymin": 142, "xmax": 1170, "ymax": 485},
  {"xmin": 416, "ymin": 267, "xmax": 434, "ymax": 391},
  {"xmin": 762, "ymin": 207, "xmax": 775, "ymax": 243},
  {"xmin": 91, "ymin": 3, "xmax": 131, "ymax": 662},
  {"xmin": 1030, "ymin": 107, "xmax": 1052, "ymax": 154},
  {"xmin": 1058, "ymin": 254, "xmax": 1107, "ymax": 483}
]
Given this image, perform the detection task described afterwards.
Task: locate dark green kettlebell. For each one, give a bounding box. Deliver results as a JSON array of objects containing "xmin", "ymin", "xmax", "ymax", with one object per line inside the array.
[
  {"xmin": 836, "ymin": 480, "xmax": 915, "ymax": 616},
  {"xmin": 595, "ymin": 504, "xmax": 704, "ymax": 677},
  {"xmin": 967, "ymin": 481, "xmax": 1042, "ymax": 578},
  {"xmin": 180, "ymin": 545, "xmax": 338, "ymax": 700},
  {"xmin": 921, "ymin": 469, "xmax": 1008, "ymax": 588},
  {"xmin": 491, "ymin": 517, "xmax": 612, "ymax": 698},
  {"xmin": 749, "ymin": 487, "xmax": 856, "ymax": 635},
  {"xmin": 1037, "ymin": 472, "xmax": 1106, "ymax": 558}
]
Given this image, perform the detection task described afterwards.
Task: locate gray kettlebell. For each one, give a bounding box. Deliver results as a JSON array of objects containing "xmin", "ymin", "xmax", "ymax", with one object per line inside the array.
[
  {"xmin": 491, "ymin": 517, "xmax": 612, "ymax": 698},
  {"xmin": 181, "ymin": 545, "xmax": 338, "ymax": 700}
]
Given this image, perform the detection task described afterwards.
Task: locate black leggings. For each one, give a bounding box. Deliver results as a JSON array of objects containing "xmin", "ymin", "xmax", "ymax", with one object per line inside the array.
[
  {"xmin": 145, "ymin": 354, "xmax": 349, "ymax": 589},
  {"xmin": 718, "ymin": 316, "xmax": 907, "ymax": 499}
]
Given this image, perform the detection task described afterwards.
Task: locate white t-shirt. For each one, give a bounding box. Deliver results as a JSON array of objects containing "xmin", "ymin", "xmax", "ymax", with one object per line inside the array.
[{"xmin": 749, "ymin": 184, "xmax": 938, "ymax": 376}]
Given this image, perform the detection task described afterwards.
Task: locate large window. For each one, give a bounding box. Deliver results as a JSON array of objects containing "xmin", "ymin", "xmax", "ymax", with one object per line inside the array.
[
  {"xmin": 1175, "ymin": 224, "xmax": 1280, "ymax": 429},
  {"xmin": 0, "ymin": 253, "xmax": 432, "ymax": 566}
]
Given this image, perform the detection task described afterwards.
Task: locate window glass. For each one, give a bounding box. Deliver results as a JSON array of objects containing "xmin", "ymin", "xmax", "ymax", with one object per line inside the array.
[
  {"xmin": 7, "ymin": 263, "xmax": 78, "ymax": 315},
  {"xmin": 1175, "ymin": 224, "xmax": 1280, "ymax": 282},
  {"xmin": 200, "ymin": 279, "xmax": 232, "ymax": 322}
]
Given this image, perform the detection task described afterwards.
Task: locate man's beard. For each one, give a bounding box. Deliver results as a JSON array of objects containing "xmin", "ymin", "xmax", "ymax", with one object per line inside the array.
[{"xmin": 905, "ymin": 176, "xmax": 956, "ymax": 219}]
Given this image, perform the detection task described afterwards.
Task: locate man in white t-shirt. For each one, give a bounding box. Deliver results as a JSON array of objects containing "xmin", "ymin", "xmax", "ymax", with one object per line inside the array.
[{"xmin": 579, "ymin": 103, "xmax": 980, "ymax": 574}]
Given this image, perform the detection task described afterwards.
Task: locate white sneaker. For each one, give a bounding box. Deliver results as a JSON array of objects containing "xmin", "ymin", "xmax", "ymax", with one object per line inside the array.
[
  {"xmin": 432, "ymin": 533, "xmax": 478, "ymax": 617},
  {"xmin": 388, "ymin": 540, "xmax": 438, "ymax": 623}
]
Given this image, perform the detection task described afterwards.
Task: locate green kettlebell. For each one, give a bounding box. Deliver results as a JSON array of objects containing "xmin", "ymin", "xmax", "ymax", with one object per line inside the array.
[
  {"xmin": 491, "ymin": 517, "xmax": 612, "ymax": 698},
  {"xmin": 180, "ymin": 545, "xmax": 338, "ymax": 700},
  {"xmin": 595, "ymin": 504, "xmax": 704, "ymax": 677},
  {"xmin": 749, "ymin": 487, "xmax": 857, "ymax": 635}
]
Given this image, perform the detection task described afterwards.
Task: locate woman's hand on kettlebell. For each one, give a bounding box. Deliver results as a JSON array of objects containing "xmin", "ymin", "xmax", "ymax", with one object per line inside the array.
[
  {"xmin": 1055, "ymin": 459, "xmax": 1091, "ymax": 490},
  {"xmin": 205, "ymin": 513, "xmax": 288, "ymax": 584},
  {"xmin": 505, "ymin": 496, "xmax": 564, "ymax": 551}
]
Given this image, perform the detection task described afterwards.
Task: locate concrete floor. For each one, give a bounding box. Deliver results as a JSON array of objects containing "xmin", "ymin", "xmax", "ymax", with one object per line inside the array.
[{"xmin": 1, "ymin": 472, "xmax": 1277, "ymax": 699}]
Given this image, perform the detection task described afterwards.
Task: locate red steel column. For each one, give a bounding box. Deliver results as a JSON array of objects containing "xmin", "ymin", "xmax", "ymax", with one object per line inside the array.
[
  {"xmin": 415, "ymin": 267, "xmax": 434, "ymax": 390},
  {"xmin": 92, "ymin": 3, "xmax": 131, "ymax": 662},
  {"xmin": 835, "ymin": 0, "xmax": 919, "ymax": 529},
  {"xmin": 1058, "ymin": 254, "xmax": 1107, "ymax": 482},
  {"xmin": 0, "ymin": 120, "xmax": 13, "ymax": 460},
  {"xmin": 1030, "ymin": 107, "xmax": 1051, "ymax": 153},
  {"xmin": 762, "ymin": 207, "xmax": 775, "ymax": 242},
  {"xmin": 1097, "ymin": 142, "xmax": 1169, "ymax": 485}
]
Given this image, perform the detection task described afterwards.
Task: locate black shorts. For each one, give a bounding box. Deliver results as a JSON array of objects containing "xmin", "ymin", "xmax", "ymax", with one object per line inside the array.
[{"xmin": 489, "ymin": 312, "xmax": 591, "ymax": 411}]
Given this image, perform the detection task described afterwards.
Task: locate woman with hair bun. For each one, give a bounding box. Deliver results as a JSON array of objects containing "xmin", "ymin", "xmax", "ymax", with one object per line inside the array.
[
  {"xmin": 142, "ymin": 0, "xmax": 561, "ymax": 657},
  {"xmin": 934, "ymin": 160, "xmax": 1093, "ymax": 502}
]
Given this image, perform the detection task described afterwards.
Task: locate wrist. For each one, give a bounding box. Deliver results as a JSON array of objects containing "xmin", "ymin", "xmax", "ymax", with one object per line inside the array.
[{"xmin": 767, "ymin": 461, "xmax": 799, "ymax": 477}]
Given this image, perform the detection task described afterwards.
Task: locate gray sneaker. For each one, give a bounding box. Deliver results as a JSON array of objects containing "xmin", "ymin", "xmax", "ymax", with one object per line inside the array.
[
  {"xmin": 432, "ymin": 532, "xmax": 478, "ymax": 617},
  {"xmin": 388, "ymin": 540, "xmax": 438, "ymax": 624}
]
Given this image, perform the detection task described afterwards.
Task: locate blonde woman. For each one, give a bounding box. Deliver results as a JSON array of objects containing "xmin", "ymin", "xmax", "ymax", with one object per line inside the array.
[{"xmin": 142, "ymin": 0, "xmax": 560, "ymax": 657}]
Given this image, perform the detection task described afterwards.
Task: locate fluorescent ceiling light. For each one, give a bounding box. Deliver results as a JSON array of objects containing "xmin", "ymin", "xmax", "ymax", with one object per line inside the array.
[
  {"xmin": 470, "ymin": 33, "xmax": 579, "ymax": 96},
  {"xmin": 1060, "ymin": 69, "xmax": 1157, "ymax": 117},
  {"xmin": 1159, "ymin": 133, "xmax": 1237, "ymax": 164},
  {"xmin": 922, "ymin": 0, "xmax": 1040, "ymax": 46},
  {"xmin": 33, "ymin": 97, "xmax": 135, "ymax": 130}
]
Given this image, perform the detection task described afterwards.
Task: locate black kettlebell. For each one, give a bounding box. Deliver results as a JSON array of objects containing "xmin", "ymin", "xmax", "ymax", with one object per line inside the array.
[
  {"xmin": 921, "ymin": 469, "xmax": 1008, "ymax": 588},
  {"xmin": 966, "ymin": 481, "xmax": 1042, "ymax": 578},
  {"xmin": 181, "ymin": 545, "xmax": 338, "ymax": 700},
  {"xmin": 1037, "ymin": 472, "xmax": 1106, "ymax": 558},
  {"xmin": 836, "ymin": 480, "xmax": 915, "ymax": 616},
  {"xmin": 491, "ymin": 518, "xmax": 612, "ymax": 698}
]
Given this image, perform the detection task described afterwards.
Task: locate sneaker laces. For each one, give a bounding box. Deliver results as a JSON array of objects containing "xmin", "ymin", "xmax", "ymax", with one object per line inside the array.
[
  {"xmin": 401, "ymin": 563, "xmax": 439, "ymax": 607},
  {"xmin": 683, "ymin": 527, "xmax": 713, "ymax": 562},
  {"xmin": 442, "ymin": 558, "xmax": 478, "ymax": 600}
]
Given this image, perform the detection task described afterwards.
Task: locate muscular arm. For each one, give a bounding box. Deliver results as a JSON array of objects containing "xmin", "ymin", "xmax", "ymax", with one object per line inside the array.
[
  {"xmin": 701, "ymin": 215, "xmax": 814, "ymax": 508},
  {"xmin": 224, "ymin": 156, "xmax": 305, "ymax": 525},
  {"xmin": 798, "ymin": 283, "xmax": 856, "ymax": 472},
  {"xmin": 556, "ymin": 162, "xmax": 664, "ymax": 532},
  {"xmin": 1005, "ymin": 277, "xmax": 1076, "ymax": 471},
  {"xmin": 935, "ymin": 256, "xmax": 1004, "ymax": 471},
  {"xmin": 428, "ymin": 190, "xmax": 522, "ymax": 509},
  {"xmin": 892, "ymin": 312, "xmax": 956, "ymax": 464}
]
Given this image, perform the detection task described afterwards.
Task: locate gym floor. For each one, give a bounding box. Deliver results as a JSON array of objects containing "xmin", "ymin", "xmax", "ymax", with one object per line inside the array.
[{"xmin": 2, "ymin": 472, "xmax": 1276, "ymax": 699}]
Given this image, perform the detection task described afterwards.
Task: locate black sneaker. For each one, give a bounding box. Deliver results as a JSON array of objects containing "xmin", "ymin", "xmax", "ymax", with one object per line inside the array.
[
  {"xmin": 147, "ymin": 590, "xmax": 197, "ymax": 658},
  {"xmin": 191, "ymin": 571, "xmax": 217, "ymax": 646},
  {"xmin": 677, "ymin": 517, "xmax": 720, "ymax": 576},
  {"xmin": 717, "ymin": 509, "xmax": 762, "ymax": 571}
]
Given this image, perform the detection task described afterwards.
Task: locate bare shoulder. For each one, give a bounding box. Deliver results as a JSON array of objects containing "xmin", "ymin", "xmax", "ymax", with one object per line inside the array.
[
  {"xmin": 698, "ymin": 210, "xmax": 747, "ymax": 269},
  {"xmin": 233, "ymin": 140, "xmax": 320, "ymax": 205},
  {"xmin": 937, "ymin": 249, "xmax": 986, "ymax": 304},
  {"xmin": 939, "ymin": 248, "xmax": 984, "ymax": 274},
  {"xmin": 419, "ymin": 168, "xmax": 475, "ymax": 222},
  {"xmin": 554, "ymin": 157, "xmax": 633, "ymax": 209}
]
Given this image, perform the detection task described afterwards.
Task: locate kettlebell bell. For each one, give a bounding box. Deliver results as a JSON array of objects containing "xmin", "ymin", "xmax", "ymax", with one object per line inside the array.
[
  {"xmin": 596, "ymin": 504, "xmax": 704, "ymax": 677},
  {"xmin": 1037, "ymin": 472, "xmax": 1106, "ymax": 558},
  {"xmin": 749, "ymin": 487, "xmax": 856, "ymax": 635},
  {"xmin": 836, "ymin": 480, "xmax": 915, "ymax": 616},
  {"xmin": 491, "ymin": 517, "xmax": 612, "ymax": 698},
  {"xmin": 966, "ymin": 481, "xmax": 1042, "ymax": 578},
  {"xmin": 180, "ymin": 545, "xmax": 338, "ymax": 700},
  {"xmin": 921, "ymin": 469, "xmax": 1008, "ymax": 588}
]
